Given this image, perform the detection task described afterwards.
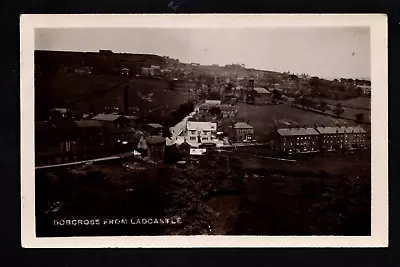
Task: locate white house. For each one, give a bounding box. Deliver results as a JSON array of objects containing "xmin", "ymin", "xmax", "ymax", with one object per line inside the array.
[
  {"xmin": 186, "ymin": 121, "xmax": 217, "ymax": 146},
  {"xmin": 205, "ymin": 100, "xmax": 221, "ymax": 105}
]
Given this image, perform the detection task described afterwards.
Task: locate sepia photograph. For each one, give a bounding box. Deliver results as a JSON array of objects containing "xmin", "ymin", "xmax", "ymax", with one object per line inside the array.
[{"xmin": 20, "ymin": 14, "xmax": 388, "ymax": 247}]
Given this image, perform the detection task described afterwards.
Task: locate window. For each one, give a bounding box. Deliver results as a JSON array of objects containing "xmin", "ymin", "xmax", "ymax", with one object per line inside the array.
[
  {"xmin": 202, "ymin": 137, "xmax": 208, "ymax": 141},
  {"xmin": 190, "ymin": 137, "xmax": 196, "ymax": 141},
  {"xmin": 190, "ymin": 130, "xmax": 196, "ymax": 135},
  {"xmin": 297, "ymin": 137, "xmax": 299, "ymax": 140},
  {"xmin": 283, "ymin": 142, "xmax": 286, "ymax": 147},
  {"xmin": 203, "ymin": 130, "xmax": 209, "ymax": 135}
]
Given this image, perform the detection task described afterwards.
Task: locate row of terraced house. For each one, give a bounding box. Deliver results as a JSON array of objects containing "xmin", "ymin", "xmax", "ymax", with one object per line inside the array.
[{"xmin": 273, "ymin": 125, "xmax": 369, "ymax": 154}]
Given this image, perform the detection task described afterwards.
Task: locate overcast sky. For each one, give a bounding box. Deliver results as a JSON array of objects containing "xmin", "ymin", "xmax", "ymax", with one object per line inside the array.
[{"xmin": 35, "ymin": 27, "xmax": 370, "ymax": 80}]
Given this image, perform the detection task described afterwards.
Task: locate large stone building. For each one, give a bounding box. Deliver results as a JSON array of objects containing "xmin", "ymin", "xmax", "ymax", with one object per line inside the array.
[
  {"xmin": 275, "ymin": 127, "xmax": 320, "ymax": 153},
  {"xmin": 316, "ymin": 125, "xmax": 368, "ymax": 151},
  {"xmin": 253, "ymin": 87, "xmax": 273, "ymax": 105},
  {"xmin": 274, "ymin": 125, "xmax": 368, "ymax": 154},
  {"xmin": 233, "ymin": 122, "xmax": 254, "ymax": 142}
]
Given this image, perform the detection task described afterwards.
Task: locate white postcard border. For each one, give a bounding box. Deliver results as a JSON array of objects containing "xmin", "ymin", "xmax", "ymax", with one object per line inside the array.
[{"xmin": 20, "ymin": 14, "xmax": 388, "ymax": 248}]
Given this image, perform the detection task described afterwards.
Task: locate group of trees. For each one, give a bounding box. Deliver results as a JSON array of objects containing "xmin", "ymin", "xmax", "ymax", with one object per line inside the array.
[
  {"xmin": 271, "ymin": 89, "xmax": 283, "ymax": 102},
  {"xmin": 167, "ymin": 101, "xmax": 195, "ymax": 126},
  {"xmin": 293, "ymin": 97, "xmax": 345, "ymax": 117}
]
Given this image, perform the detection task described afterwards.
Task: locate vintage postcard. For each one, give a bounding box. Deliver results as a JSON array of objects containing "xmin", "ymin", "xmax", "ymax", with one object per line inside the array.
[{"xmin": 20, "ymin": 14, "xmax": 388, "ymax": 248}]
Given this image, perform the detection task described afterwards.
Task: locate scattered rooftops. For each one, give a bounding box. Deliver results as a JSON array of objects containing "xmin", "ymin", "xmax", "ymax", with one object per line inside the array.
[
  {"xmin": 190, "ymin": 148, "xmax": 207, "ymax": 156},
  {"xmin": 92, "ymin": 114, "xmax": 123, "ymax": 122},
  {"xmin": 125, "ymin": 115, "xmax": 138, "ymax": 120},
  {"xmin": 75, "ymin": 120, "xmax": 104, "ymax": 128},
  {"xmin": 316, "ymin": 126, "xmax": 366, "ymax": 134},
  {"xmin": 277, "ymin": 127, "xmax": 319, "ymax": 136},
  {"xmin": 253, "ymin": 87, "xmax": 271, "ymax": 94},
  {"xmin": 233, "ymin": 122, "xmax": 253, "ymax": 129},
  {"xmin": 50, "ymin": 108, "xmax": 68, "ymax": 114},
  {"xmin": 148, "ymin": 123, "xmax": 163, "ymax": 129}
]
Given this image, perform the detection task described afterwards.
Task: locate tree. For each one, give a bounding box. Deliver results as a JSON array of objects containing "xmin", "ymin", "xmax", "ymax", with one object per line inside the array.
[
  {"xmin": 209, "ymin": 106, "xmax": 222, "ymax": 117},
  {"xmin": 289, "ymin": 74, "xmax": 299, "ymax": 81},
  {"xmin": 293, "ymin": 97, "xmax": 302, "ymax": 106},
  {"xmin": 272, "ymin": 89, "xmax": 282, "ymax": 101},
  {"xmin": 333, "ymin": 103, "xmax": 345, "ymax": 117},
  {"xmin": 318, "ymin": 100, "xmax": 329, "ymax": 112},
  {"xmin": 355, "ymin": 113, "xmax": 365, "ymax": 122},
  {"xmin": 208, "ymin": 91, "xmax": 221, "ymax": 100},
  {"xmin": 309, "ymin": 76, "xmax": 322, "ymax": 88}
]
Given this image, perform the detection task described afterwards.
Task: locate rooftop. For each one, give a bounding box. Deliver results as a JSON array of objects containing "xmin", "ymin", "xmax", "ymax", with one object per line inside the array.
[
  {"xmin": 75, "ymin": 120, "xmax": 104, "ymax": 128},
  {"xmin": 234, "ymin": 122, "xmax": 253, "ymax": 129},
  {"xmin": 277, "ymin": 127, "xmax": 319, "ymax": 136},
  {"xmin": 92, "ymin": 114, "xmax": 122, "ymax": 122},
  {"xmin": 125, "ymin": 115, "xmax": 138, "ymax": 120},
  {"xmin": 50, "ymin": 108, "xmax": 68, "ymax": 114},
  {"xmin": 148, "ymin": 123, "xmax": 163, "ymax": 129},
  {"xmin": 190, "ymin": 148, "xmax": 207, "ymax": 156},
  {"xmin": 253, "ymin": 87, "xmax": 271, "ymax": 94},
  {"xmin": 187, "ymin": 121, "xmax": 217, "ymax": 131},
  {"xmin": 316, "ymin": 126, "xmax": 366, "ymax": 134}
]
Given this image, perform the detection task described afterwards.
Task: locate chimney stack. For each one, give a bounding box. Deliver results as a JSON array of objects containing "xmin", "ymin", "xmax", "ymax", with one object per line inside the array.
[
  {"xmin": 249, "ymin": 79, "xmax": 255, "ymax": 89},
  {"xmin": 124, "ymin": 85, "xmax": 129, "ymax": 115}
]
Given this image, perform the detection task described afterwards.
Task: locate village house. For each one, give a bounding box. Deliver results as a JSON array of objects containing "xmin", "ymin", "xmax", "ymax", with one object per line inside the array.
[
  {"xmin": 205, "ymin": 100, "xmax": 221, "ymax": 105},
  {"xmin": 146, "ymin": 136, "xmax": 166, "ymax": 163},
  {"xmin": 92, "ymin": 114, "xmax": 131, "ymax": 128},
  {"xmin": 149, "ymin": 65, "xmax": 161, "ymax": 76},
  {"xmin": 73, "ymin": 66, "xmax": 92, "ymax": 75},
  {"xmin": 92, "ymin": 114, "xmax": 137, "ymax": 144},
  {"xmin": 74, "ymin": 120, "xmax": 105, "ymax": 151},
  {"xmin": 220, "ymin": 105, "xmax": 238, "ymax": 118},
  {"xmin": 315, "ymin": 125, "xmax": 368, "ymax": 151},
  {"xmin": 253, "ymin": 87, "xmax": 273, "ymax": 105},
  {"xmin": 186, "ymin": 121, "xmax": 217, "ymax": 146},
  {"xmin": 35, "ymin": 120, "xmax": 80, "ymax": 165},
  {"xmin": 147, "ymin": 123, "xmax": 164, "ymax": 136},
  {"xmin": 198, "ymin": 103, "xmax": 238, "ymax": 118},
  {"xmin": 275, "ymin": 127, "xmax": 320, "ymax": 153},
  {"xmin": 172, "ymin": 79, "xmax": 198, "ymax": 92},
  {"xmin": 233, "ymin": 122, "xmax": 254, "ymax": 142},
  {"xmin": 357, "ymin": 85, "xmax": 372, "ymax": 97},
  {"xmin": 121, "ymin": 68, "xmax": 130, "ymax": 76}
]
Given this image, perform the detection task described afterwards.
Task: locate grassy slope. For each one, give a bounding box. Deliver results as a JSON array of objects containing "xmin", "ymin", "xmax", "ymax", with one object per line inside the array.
[{"xmin": 36, "ymin": 73, "xmax": 195, "ymax": 117}]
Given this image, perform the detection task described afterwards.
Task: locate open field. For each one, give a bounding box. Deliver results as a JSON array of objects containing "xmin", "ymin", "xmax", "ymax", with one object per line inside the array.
[
  {"xmin": 322, "ymin": 97, "xmax": 371, "ymax": 109},
  {"xmin": 234, "ymin": 103, "xmax": 354, "ymax": 140},
  {"xmin": 315, "ymin": 97, "xmax": 371, "ymax": 122}
]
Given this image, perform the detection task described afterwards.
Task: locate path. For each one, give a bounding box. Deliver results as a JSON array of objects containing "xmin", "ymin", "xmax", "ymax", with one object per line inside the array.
[{"xmin": 35, "ymin": 151, "xmax": 135, "ymax": 170}]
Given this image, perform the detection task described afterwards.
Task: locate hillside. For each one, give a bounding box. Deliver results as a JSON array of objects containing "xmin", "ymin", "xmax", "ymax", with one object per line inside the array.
[
  {"xmin": 35, "ymin": 73, "xmax": 194, "ymax": 120},
  {"xmin": 35, "ymin": 50, "xmax": 168, "ymax": 72}
]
